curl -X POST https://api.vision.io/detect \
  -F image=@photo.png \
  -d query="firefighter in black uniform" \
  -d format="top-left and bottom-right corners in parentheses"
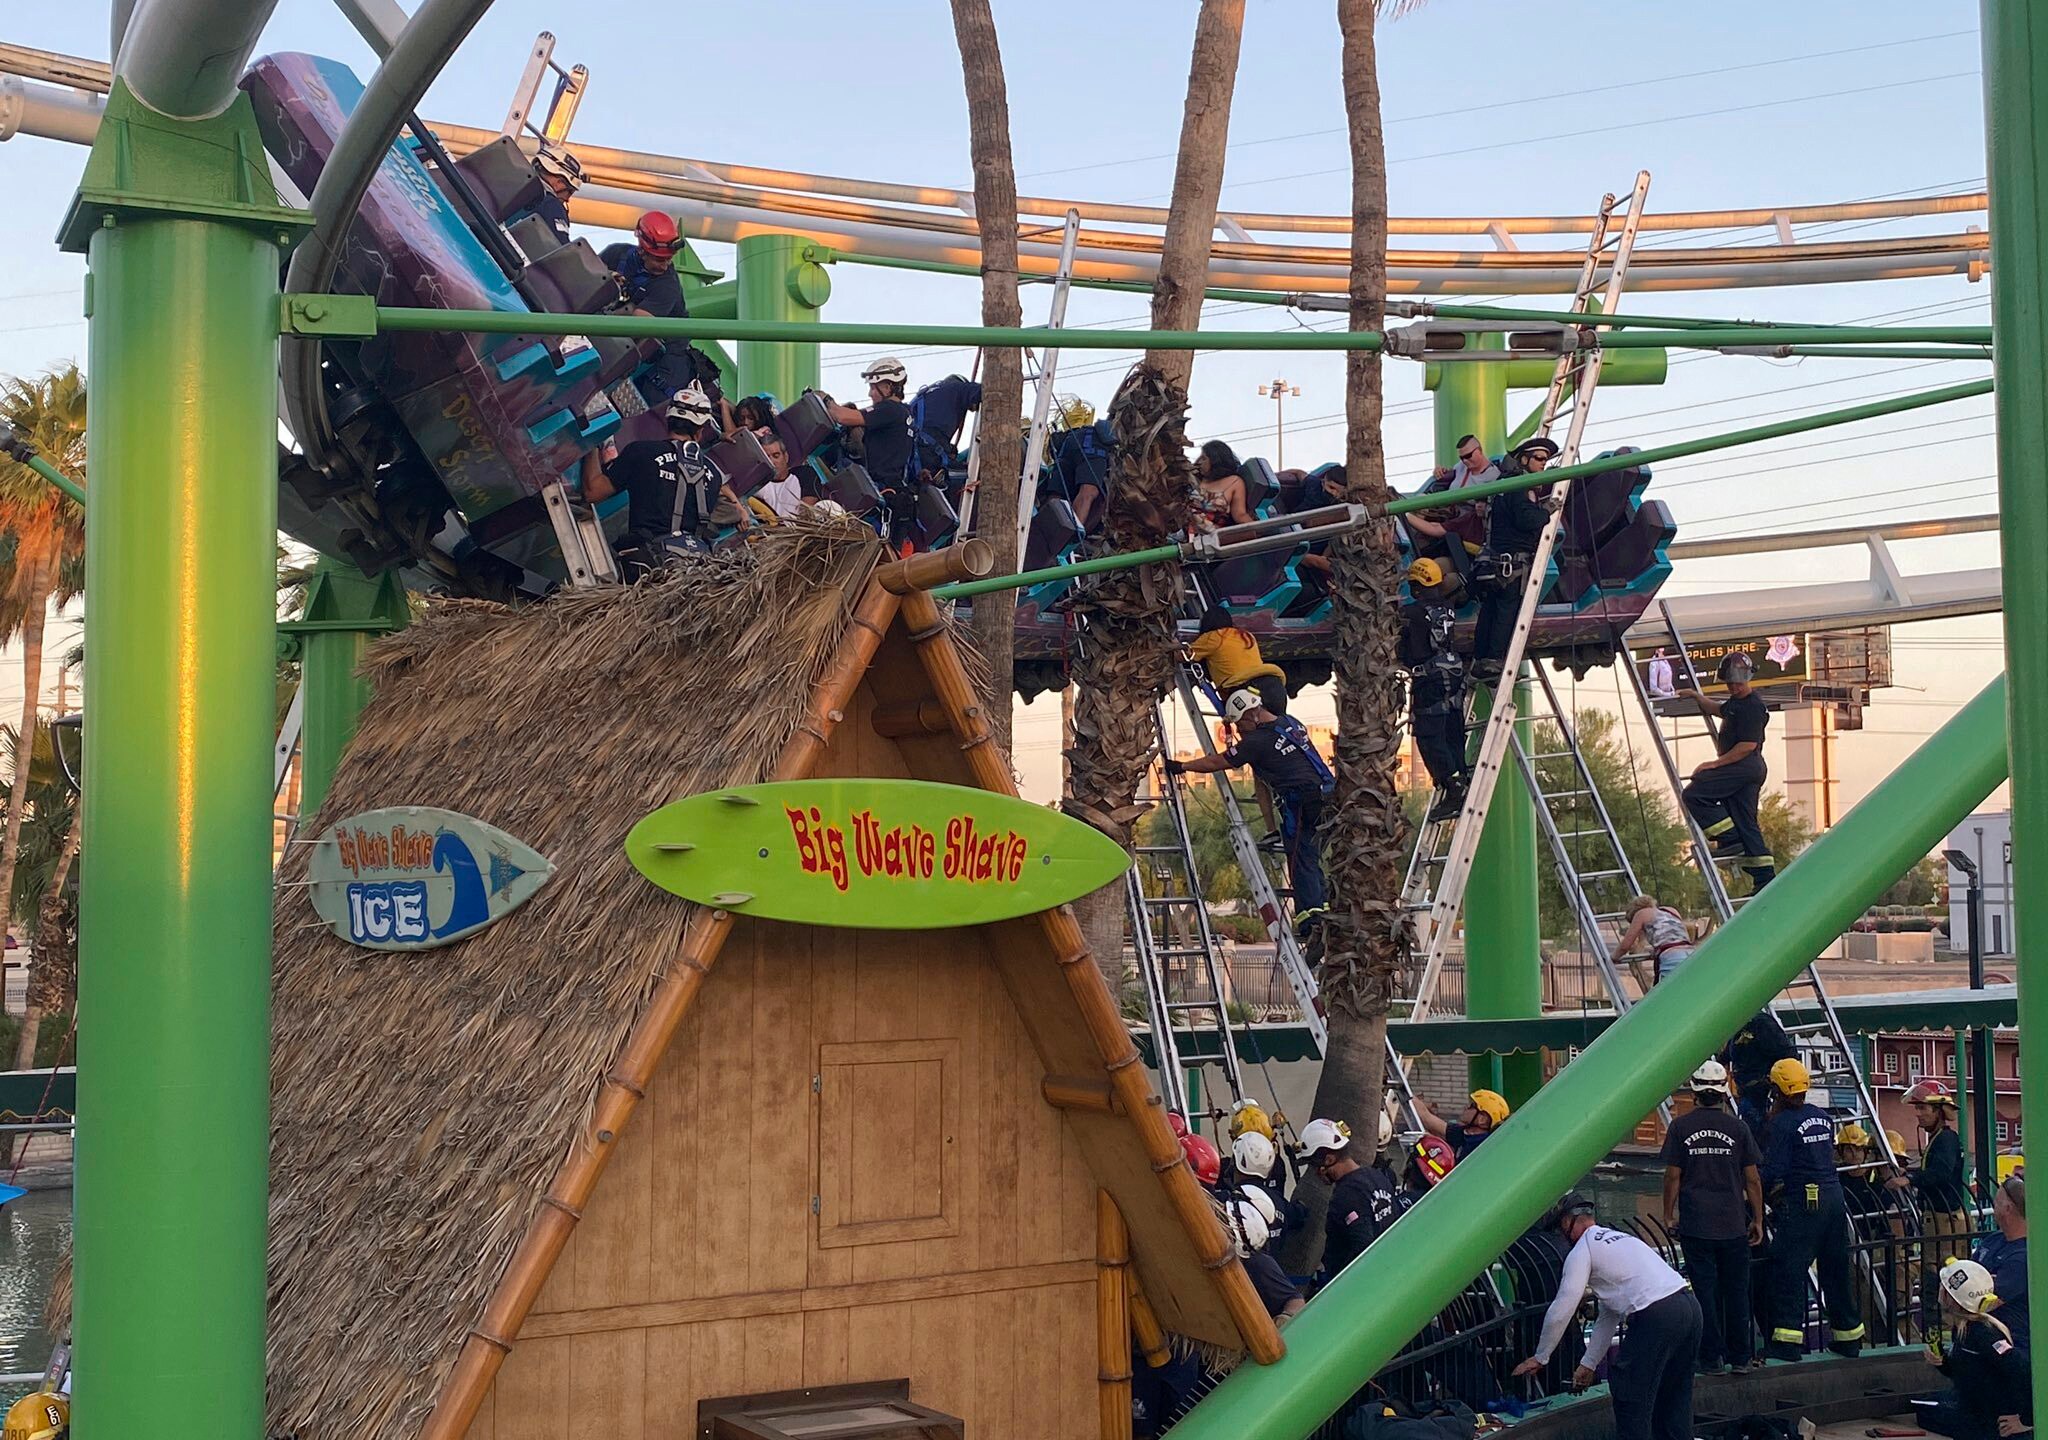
top-left (1679, 651), bottom-right (1776, 891)
top-left (1470, 436), bottom-right (1560, 683)
top-left (1724, 1007), bottom-right (1798, 1136)
top-left (1891, 1079), bottom-right (1976, 1345)
top-left (1922, 1258), bottom-right (2032, 1440)
top-left (1300, 1117), bottom-right (1397, 1290)
top-left (1399, 603), bottom-right (1472, 822)
top-left (1759, 1058), bottom-right (1865, 1361)
top-left (580, 385), bottom-right (747, 578)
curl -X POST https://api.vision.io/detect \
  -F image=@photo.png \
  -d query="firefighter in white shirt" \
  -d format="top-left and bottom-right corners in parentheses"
top-left (1511, 1191), bottom-right (1703, 1440)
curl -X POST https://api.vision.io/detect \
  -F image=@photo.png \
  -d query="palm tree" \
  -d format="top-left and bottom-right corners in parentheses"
top-left (949, 0), bottom-right (1026, 752)
top-left (5, 723), bottom-right (79, 1071)
top-left (1065, 0), bottom-right (1247, 974)
top-left (1282, 0), bottom-right (1412, 1272)
top-left (0, 367), bottom-right (86, 989)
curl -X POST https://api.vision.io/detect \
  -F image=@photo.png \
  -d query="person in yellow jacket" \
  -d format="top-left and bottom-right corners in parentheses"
top-left (1190, 604), bottom-right (1289, 715)
top-left (1188, 604), bottom-right (1291, 839)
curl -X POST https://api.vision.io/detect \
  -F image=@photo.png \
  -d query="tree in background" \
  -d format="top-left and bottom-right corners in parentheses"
top-left (1881, 853), bottom-right (1944, 908)
top-left (1064, 0), bottom-right (1245, 979)
top-left (1285, 0), bottom-right (1412, 1275)
top-left (1134, 779), bottom-right (1253, 907)
top-left (948, 0), bottom-right (1026, 750)
top-left (5, 723), bottom-right (79, 1070)
top-left (0, 366), bottom-right (86, 980)
top-left (1749, 792), bottom-right (1815, 896)
top-left (1529, 708), bottom-right (1702, 940)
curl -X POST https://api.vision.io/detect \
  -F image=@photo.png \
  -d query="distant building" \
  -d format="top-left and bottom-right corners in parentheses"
top-left (1945, 812), bottom-right (2017, 956)
top-left (1870, 1028), bottom-right (2021, 1152)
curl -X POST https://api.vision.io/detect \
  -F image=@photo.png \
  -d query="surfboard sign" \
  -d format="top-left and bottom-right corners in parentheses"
top-left (626, 779), bottom-right (1131, 928)
top-left (307, 806), bottom-right (554, 951)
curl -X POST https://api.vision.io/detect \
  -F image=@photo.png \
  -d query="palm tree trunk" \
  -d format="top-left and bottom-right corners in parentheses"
top-left (0, 564), bottom-right (51, 969)
top-left (949, 0), bottom-right (1025, 756)
top-left (1066, 0), bottom-right (1247, 977)
top-left (1283, 0), bottom-right (1408, 1273)
top-left (11, 805), bottom-right (79, 1073)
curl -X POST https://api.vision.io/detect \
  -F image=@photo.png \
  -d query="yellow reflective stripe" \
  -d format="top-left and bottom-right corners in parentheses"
top-left (1772, 1328), bottom-right (1805, 1342)
top-left (1704, 819), bottom-right (1735, 835)
top-left (1831, 1325), bottom-right (1866, 1341)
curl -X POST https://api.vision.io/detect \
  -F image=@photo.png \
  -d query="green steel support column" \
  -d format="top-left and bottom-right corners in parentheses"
top-left (1171, 678), bottom-right (2011, 1440)
top-left (1468, 674), bottom-right (1543, 1105)
top-left (63, 79), bottom-right (310, 1440)
top-left (734, 233), bottom-right (831, 404)
top-left (1431, 335), bottom-right (1544, 1104)
top-left (289, 560), bottom-right (409, 816)
top-left (1982, 0), bottom-right (2048, 1414)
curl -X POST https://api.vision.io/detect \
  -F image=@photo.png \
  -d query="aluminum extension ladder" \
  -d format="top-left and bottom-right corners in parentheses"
top-left (1624, 604), bottom-right (1904, 1173)
top-left (1396, 171), bottom-right (1653, 1026)
top-left (1128, 712), bottom-right (1250, 1122)
top-left (542, 473), bottom-right (621, 588)
top-left (1162, 661), bottom-right (1424, 1136)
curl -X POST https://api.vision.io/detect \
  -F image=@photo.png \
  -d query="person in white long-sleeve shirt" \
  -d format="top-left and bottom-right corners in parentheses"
top-left (1511, 1192), bottom-right (1703, 1440)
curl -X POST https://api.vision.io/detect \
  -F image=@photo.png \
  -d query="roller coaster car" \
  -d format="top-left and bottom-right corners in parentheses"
top-left (246, 52), bottom-right (648, 595)
top-left (993, 444), bottom-right (1673, 689)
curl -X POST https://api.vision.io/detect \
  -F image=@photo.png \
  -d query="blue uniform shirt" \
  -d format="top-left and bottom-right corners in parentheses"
top-left (1976, 1231), bottom-right (2030, 1349)
top-left (1760, 1102), bottom-right (1842, 1196)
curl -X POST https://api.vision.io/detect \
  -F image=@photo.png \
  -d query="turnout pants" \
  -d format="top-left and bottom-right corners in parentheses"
top-left (1683, 754), bottom-right (1773, 880)
top-left (1472, 568), bottom-right (1530, 673)
top-left (1680, 1234), bottom-right (1754, 1368)
top-left (1412, 707), bottom-right (1468, 791)
top-left (1609, 1288), bottom-right (1702, 1440)
top-left (1920, 1207), bottom-right (1975, 1340)
top-left (1279, 788), bottom-right (1329, 920)
top-left (1766, 1185), bottom-right (1865, 1356)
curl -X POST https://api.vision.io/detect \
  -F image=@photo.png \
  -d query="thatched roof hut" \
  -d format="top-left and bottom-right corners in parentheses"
top-left (258, 524), bottom-right (1280, 1440)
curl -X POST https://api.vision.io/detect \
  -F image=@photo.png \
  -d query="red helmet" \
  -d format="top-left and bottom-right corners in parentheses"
top-left (1180, 1133), bottom-right (1222, 1187)
top-left (1166, 1111), bottom-right (1191, 1139)
top-left (1413, 1135), bottom-right (1457, 1187)
top-left (635, 211), bottom-right (681, 259)
top-left (1904, 1079), bottom-right (1958, 1108)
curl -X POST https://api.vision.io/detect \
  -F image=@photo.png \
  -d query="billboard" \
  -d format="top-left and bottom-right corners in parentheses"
top-left (1631, 632), bottom-right (1810, 699)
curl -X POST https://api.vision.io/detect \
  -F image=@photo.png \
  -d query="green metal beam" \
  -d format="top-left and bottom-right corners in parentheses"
top-left (933, 375), bottom-right (1993, 601)
top-left (1385, 378), bottom-right (1993, 514)
top-left (21, 453), bottom-right (86, 506)
top-left (1981, 0), bottom-right (2048, 1417)
top-left (71, 86), bottom-right (299, 1440)
top-left (290, 560), bottom-right (408, 817)
top-left (1170, 677), bottom-right (2010, 1440)
top-left (1423, 349), bottom-right (1668, 390)
top-left (735, 233), bottom-right (829, 405)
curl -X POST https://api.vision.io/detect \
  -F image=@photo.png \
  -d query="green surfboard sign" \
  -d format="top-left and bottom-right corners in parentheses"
top-left (626, 779), bottom-right (1131, 928)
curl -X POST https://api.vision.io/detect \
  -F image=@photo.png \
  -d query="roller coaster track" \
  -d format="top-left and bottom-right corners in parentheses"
top-left (0, 38), bottom-right (1991, 296)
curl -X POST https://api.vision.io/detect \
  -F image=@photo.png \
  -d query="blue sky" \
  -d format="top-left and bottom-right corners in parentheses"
top-left (0, 2), bottom-right (2005, 812)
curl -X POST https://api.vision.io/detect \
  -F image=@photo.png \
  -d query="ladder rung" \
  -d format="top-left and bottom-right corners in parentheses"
top-left (1575, 868), bottom-right (1627, 881)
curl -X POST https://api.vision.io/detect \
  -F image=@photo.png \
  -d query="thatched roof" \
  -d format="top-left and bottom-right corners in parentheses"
top-left (265, 525), bottom-right (882, 1440)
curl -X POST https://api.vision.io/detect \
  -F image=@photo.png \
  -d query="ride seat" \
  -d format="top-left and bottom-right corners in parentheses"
top-left (504, 225), bottom-right (619, 316)
top-left (452, 136), bottom-right (545, 224)
top-left (1240, 456), bottom-right (1278, 514)
top-left (708, 428), bottom-right (773, 497)
top-left (916, 483), bottom-right (959, 549)
top-left (1208, 550), bottom-right (1292, 607)
top-left (1022, 497), bottom-right (1082, 571)
top-left (825, 462), bottom-right (885, 516)
top-left (777, 390), bottom-right (840, 460)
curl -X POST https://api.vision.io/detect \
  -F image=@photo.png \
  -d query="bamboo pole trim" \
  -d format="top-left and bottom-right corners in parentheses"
top-left (466, 1328), bottom-right (513, 1354)
top-left (537, 1196), bottom-right (584, 1221)
top-left (602, 1073), bottom-right (647, 1101)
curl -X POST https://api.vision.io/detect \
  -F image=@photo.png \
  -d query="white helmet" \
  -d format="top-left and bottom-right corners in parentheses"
top-left (1690, 1059), bottom-right (1730, 1094)
top-left (666, 383), bottom-right (715, 427)
top-left (1939, 1258), bottom-right (1998, 1316)
top-left (1232, 1131), bottom-right (1277, 1180)
top-left (534, 143), bottom-right (584, 192)
top-left (1224, 688), bottom-right (1264, 723)
top-left (1299, 1117), bottom-right (1350, 1158)
top-left (1227, 1199), bottom-right (1270, 1257)
top-left (1378, 1110), bottom-right (1394, 1147)
top-left (1237, 1184), bottom-right (1279, 1229)
top-left (860, 356), bottom-right (909, 387)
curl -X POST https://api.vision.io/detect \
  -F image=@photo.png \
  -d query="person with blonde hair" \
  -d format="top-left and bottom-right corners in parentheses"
top-left (1614, 894), bottom-right (1695, 989)
top-left (1917, 1259), bottom-right (2030, 1440)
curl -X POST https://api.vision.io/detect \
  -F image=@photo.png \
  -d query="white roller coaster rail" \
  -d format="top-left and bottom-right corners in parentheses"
top-left (0, 38), bottom-right (1991, 295)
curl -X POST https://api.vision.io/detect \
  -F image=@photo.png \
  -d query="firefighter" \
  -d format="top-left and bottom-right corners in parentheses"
top-left (1679, 651), bottom-right (1775, 891)
top-left (1758, 1058), bottom-right (1865, 1360)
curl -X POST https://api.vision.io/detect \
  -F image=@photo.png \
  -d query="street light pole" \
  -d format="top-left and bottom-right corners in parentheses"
top-left (1946, 846), bottom-right (1999, 1203)
top-left (1257, 376), bottom-right (1299, 468)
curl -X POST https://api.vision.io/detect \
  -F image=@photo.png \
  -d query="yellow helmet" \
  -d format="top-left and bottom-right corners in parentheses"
top-left (1228, 1099), bottom-right (1274, 1142)
top-left (1835, 1122), bottom-right (1871, 1148)
top-left (1768, 1057), bottom-right (1810, 1096)
top-left (1470, 1089), bottom-right (1511, 1126)
top-left (1407, 557), bottom-right (1445, 589)
top-left (1059, 396), bottom-right (1095, 429)
top-left (1885, 1129), bottom-right (1909, 1156)
top-left (1998, 1151), bottom-right (2025, 1182)
top-left (3, 1391), bottom-right (67, 1440)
